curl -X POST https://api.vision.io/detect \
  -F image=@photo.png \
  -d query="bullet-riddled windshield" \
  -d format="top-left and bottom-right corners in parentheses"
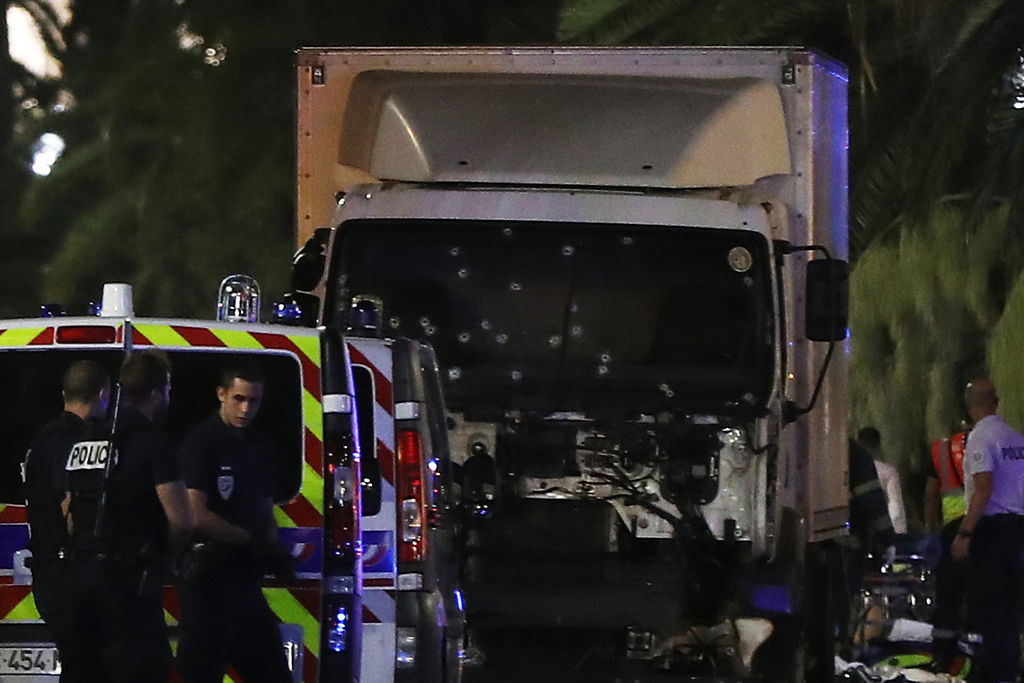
top-left (330, 220), bottom-right (775, 417)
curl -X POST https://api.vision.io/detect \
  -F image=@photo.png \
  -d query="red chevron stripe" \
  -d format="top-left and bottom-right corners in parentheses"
top-left (377, 439), bottom-right (395, 486)
top-left (362, 605), bottom-right (381, 623)
top-left (30, 328), bottom-right (54, 345)
top-left (251, 333), bottom-right (321, 399)
top-left (0, 585), bottom-right (32, 618)
top-left (305, 429), bottom-right (323, 475)
top-left (347, 346), bottom-right (393, 414)
top-left (132, 328), bottom-right (152, 345)
top-left (281, 494), bottom-right (323, 527)
top-left (290, 587), bottom-right (320, 619)
top-left (162, 586), bottom-right (182, 620)
top-left (303, 646), bottom-right (318, 683)
top-left (172, 325), bottom-right (226, 348)
top-left (0, 506), bottom-right (27, 523)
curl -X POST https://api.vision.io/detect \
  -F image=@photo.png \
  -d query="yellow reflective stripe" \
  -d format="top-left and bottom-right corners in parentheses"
top-left (302, 462), bottom-right (324, 515)
top-left (263, 588), bottom-right (320, 656)
top-left (208, 328), bottom-right (264, 349)
top-left (134, 324), bottom-right (188, 347)
top-left (0, 328), bottom-right (46, 346)
top-left (163, 608), bottom-right (178, 626)
top-left (7, 592), bottom-right (40, 620)
top-left (852, 479), bottom-right (882, 496)
top-left (942, 495), bottom-right (967, 524)
top-left (289, 335), bottom-right (320, 365)
top-left (303, 390), bottom-right (323, 442)
top-left (886, 653), bottom-right (932, 668)
top-left (274, 506), bottom-right (297, 528)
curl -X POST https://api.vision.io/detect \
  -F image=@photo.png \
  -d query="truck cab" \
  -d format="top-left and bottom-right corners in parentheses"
top-left (294, 47), bottom-right (850, 682)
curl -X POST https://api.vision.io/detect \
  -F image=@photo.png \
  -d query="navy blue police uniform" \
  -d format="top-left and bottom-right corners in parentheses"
top-left (177, 415), bottom-right (291, 683)
top-left (104, 406), bottom-right (179, 681)
top-left (23, 412), bottom-right (106, 682)
top-left (64, 406), bottom-right (178, 683)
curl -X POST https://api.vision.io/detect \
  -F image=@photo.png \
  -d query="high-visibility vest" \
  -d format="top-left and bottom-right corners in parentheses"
top-left (931, 431), bottom-right (968, 524)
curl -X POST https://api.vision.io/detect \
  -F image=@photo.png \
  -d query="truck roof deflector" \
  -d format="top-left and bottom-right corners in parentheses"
top-left (338, 72), bottom-right (791, 189)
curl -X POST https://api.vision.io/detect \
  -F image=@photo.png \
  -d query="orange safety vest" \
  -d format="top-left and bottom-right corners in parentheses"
top-left (931, 431), bottom-right (968, 524)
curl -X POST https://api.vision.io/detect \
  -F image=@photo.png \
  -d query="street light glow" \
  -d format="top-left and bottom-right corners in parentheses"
top-left (31, 133), bottom-right (66, 176)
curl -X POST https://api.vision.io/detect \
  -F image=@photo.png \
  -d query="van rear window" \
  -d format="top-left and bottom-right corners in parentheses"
top-left (353, 365), bottom-right (381, 517)
top-left (0, 349), bottom-right (305, 506)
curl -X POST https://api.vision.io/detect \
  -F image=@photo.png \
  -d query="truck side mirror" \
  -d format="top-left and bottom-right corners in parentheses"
top-left (805, 259), bottom-right (849, 342)
top-left (291, 227), bottom-right (332, 292)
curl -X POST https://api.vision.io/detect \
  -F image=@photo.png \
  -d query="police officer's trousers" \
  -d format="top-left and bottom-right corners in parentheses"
top-left (34, 558), bottom-right (106, 683)
top-left (64, 555), bottom-right (172, 683)
top-left (966, 514), bottom-right (1024, 683)
top-left (932, 517), bottom-right (968, 669)
top-left (177, 569), bottom-right (291, 683)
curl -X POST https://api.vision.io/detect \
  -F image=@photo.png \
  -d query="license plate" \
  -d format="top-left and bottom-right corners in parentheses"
top-left (0, 646), bottom-right (61, 675)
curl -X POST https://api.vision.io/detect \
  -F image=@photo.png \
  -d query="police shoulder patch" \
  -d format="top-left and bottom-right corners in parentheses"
top-left (66, 440), bottom-right (114, 471)
top-left (217, 474), bottom-right (234, 500)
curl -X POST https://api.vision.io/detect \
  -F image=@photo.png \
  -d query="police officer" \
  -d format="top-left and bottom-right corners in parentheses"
top-left (177, 362), bottom-right (292, 683)
top-left (951, 379), bottom-right (1024, 683)
top-left (65, 350), bottom-right (193, 683)
top-left (23, 360), bottom-right (110, 682)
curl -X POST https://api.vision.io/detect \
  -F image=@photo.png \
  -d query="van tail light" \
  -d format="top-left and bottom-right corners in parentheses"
top-left (396, 428), bottom-right (426, 563)
top-left (324, 430), bottom-right (359, 570)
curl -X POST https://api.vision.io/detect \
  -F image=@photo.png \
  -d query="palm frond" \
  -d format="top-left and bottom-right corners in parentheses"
top-left (557, 0), bottom-right (692, 45)
top-left (944, 0), bottom-right (1007, 68)
top-left (13, 0), bottom-right (66, 56)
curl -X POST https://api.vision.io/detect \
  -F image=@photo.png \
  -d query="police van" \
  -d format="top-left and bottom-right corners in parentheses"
top-left (0, 281), bottom-right (362, 682)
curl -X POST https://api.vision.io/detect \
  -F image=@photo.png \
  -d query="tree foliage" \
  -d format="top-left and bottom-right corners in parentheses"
top-left (0, 0), bottom-right (66, 316)
top-left (850, 203), bottom-right (1018, 456)
top-left (11, 0), bottom-right (559, 318)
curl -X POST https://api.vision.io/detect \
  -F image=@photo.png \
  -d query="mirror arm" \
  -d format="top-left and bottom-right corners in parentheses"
top-left (776, 240), bottom-right (832, 261)
top-left (782, 339), bottom-right (835, 424)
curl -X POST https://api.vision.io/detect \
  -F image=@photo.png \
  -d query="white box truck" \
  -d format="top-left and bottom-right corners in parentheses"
top-left (292, 46), bottom-right (850, 682)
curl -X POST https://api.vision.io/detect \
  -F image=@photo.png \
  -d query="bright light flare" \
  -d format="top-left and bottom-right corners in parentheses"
top-left (31, 133), bottom-right (65, 176)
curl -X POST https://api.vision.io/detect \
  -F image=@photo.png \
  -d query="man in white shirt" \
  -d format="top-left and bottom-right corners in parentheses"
top-left (856, 427), bottom-right (907, 534)
top-left (951, 379), bottom-right (1024, 683)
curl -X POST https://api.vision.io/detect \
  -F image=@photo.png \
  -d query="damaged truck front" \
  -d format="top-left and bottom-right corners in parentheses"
top-left (294, 47), bottom-right (850, 682)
